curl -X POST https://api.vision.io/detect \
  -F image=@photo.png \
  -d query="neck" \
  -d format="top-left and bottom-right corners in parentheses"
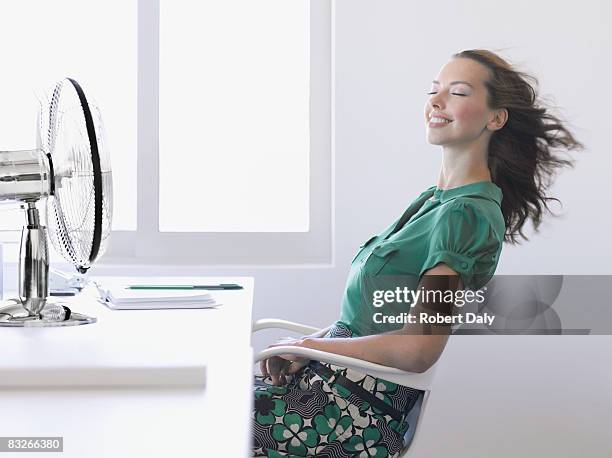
top-left (436, 141), bottom-right (491, 189)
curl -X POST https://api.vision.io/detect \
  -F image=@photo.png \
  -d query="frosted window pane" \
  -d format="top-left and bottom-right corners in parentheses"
top-left (0, 0), bottom-right (137, 231)
top-left (159, 0), bottom-right (310, 232)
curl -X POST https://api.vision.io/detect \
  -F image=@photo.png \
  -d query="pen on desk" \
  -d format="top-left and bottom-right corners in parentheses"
top-left (127, 284), bottom-right (243, 290)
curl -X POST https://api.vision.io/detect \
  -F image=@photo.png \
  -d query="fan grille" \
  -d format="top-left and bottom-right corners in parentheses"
top-left (40, 79), bottom-right (113, 272)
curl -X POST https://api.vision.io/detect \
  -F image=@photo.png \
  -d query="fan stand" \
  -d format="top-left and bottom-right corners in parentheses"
top-left (0, 202), bottom-right (96, 327)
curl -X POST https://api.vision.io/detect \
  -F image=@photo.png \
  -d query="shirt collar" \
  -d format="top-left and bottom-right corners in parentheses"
top-left (432, 181), bottom-right (503, 206)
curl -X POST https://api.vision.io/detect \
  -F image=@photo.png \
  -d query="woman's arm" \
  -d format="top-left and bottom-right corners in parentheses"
top-left (285, 264), bottom-right (460, 374)
top-left (298, 329), bottom-right (447, 374)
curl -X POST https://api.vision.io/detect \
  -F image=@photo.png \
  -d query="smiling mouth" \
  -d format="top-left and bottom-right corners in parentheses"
top-left (428, 118), bottom-right (453, 127)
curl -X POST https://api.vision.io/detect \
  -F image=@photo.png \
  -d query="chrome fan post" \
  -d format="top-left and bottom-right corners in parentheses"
top-left (0, 151), bottom-right (96, 327)
top-left (19, 202), bottom-right (49, 315)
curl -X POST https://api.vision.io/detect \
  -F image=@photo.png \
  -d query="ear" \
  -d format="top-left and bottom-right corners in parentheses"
top-left (488, 108), bottom-right (508, 131)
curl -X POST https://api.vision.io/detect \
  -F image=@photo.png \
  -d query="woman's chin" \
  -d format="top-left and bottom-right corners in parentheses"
top-left (426, 135), bottom-right (448, 146)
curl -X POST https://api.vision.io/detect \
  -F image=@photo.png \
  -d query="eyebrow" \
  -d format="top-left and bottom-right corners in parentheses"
top-left (431, 80), bottom-right (475, 88)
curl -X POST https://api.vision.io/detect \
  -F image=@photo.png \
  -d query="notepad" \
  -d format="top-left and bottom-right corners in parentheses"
top-left (95, 282), bottom-right (222, 310)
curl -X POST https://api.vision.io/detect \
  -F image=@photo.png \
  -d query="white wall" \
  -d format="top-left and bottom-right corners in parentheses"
top-left (328, 3), bottom-right (612, 454)
top-left (332, 0), bottom-right (611, 275)
top-left (2, 1), bottom-right (611, 456)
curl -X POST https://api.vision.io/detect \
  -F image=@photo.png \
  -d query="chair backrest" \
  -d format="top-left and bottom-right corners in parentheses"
top-left (363, 363), bottom-right (437, 457)
top-left (400, 390), bottom-right (429, 457)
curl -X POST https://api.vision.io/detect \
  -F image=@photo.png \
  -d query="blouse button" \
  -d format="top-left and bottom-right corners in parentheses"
top-left (461, 262), bottom-right (468, 269)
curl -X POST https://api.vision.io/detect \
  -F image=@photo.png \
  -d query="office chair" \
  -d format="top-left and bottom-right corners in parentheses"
top-left (253, 318), bottom-right (439, 457)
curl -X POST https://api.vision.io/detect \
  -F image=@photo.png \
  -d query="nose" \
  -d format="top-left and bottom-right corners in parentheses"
top-left (429, 93), bottom-right (445, 111)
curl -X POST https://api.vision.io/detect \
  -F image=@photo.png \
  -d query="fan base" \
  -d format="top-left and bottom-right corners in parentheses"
top-left (0, 299), bottom-right (96, 327)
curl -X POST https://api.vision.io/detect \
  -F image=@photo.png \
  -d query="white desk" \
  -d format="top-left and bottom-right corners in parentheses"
top-left (0, 276), bottom-right (254, 458)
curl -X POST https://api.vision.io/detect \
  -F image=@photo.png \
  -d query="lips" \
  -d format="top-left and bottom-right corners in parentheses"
top-left (428, 117), bottom-right (453, 127)
top-left (429, 112), bottom-right (453, 124)
top-left (429, 112), bottom-right (453, 121)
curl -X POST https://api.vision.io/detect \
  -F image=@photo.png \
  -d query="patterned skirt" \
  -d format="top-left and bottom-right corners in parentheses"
top-left (252, 324), bottom-right (424, 457)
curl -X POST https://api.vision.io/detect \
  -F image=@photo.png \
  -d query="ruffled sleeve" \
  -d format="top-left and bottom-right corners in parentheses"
top-left (419, 200), bottom-right (503, 290)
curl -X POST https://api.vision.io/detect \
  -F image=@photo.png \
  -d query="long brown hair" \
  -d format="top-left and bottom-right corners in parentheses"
top-left (452, 49), bottom-right (584, 244)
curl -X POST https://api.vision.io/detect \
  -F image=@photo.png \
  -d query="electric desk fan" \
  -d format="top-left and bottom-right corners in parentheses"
top-left (0, 78), bottom-right (112, 326)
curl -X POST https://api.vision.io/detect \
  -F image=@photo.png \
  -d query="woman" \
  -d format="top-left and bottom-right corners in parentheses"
top-left (252, 49), bottom-right (583, 457)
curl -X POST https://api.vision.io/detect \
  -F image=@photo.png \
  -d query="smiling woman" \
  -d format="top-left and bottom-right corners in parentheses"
top-left (426, 50), bottom-right (584, 242)
top-left (252, 49), bottom-right (583, 457)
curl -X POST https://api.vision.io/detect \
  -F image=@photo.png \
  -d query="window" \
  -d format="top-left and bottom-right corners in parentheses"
top-left (1, 0), bottom-right (331, 265)
top-left (159, 0), bottom-right (310, 233)
top-left (0, 0), bottom-right (137, 261)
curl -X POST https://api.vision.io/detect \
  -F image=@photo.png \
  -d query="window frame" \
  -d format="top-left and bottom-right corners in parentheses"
top-left (102, 0), bottom-right (332, 265)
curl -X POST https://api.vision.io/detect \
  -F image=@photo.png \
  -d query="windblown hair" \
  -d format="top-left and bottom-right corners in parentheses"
top-left (452, 49), bottom-right (584, 244)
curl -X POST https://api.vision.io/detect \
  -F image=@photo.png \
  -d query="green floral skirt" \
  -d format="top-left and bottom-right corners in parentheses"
top-left (252, 324), bottom-right (423, 457)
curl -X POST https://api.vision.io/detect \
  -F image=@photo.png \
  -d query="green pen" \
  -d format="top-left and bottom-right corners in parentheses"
top-left (127, 284), bottom-right (243, 290)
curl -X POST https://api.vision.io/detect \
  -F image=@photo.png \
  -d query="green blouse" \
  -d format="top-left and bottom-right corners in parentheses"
top-left (336, 181), bottom-right (505, 337)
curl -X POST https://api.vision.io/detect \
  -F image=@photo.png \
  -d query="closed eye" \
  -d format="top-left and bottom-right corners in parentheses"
top-left (427, 92), bottom-right (466, 96)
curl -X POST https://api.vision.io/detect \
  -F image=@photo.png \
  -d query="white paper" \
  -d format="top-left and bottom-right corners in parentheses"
top-left (94, 281), bottom-right (222, 310)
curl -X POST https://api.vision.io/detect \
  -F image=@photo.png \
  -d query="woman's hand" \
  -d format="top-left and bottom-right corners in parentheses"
top-left (260, 337), bottom-right (311, 386)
